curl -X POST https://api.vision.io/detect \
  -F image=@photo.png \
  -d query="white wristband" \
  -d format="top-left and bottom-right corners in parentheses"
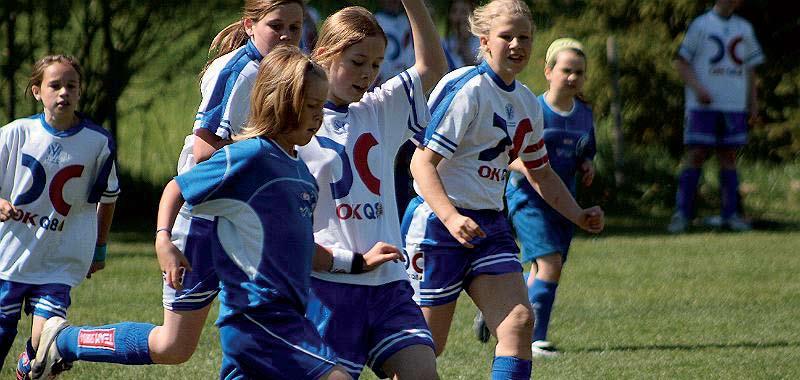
top-left (330, 248), bottom-right (354, 273)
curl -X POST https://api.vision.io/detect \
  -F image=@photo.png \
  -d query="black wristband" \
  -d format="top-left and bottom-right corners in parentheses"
top-left (351, 253), bottom-right (365, 274)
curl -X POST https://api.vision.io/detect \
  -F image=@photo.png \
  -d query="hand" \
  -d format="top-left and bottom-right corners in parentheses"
top-left (443, 214), bottom-right (486, 248)
top-left (696, 87), bottom-right (713, 105)
top-left (85, 261), bottom-right (106, 279)
top-left (748, 108), bottom-right (762, 127)
top-left (580, 160), bottom-right (595, 187)
top-left (155, 233), bottom-right (191, 290)
top-left (362, 242), bottom-right (405, 272)
top-left (578, 206), bottom-right (604, 234)
top-left (0, 199), bottom-right (16, 222)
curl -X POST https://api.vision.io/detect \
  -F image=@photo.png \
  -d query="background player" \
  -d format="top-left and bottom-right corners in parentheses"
top-left (402, 1), bottom-right (604, 378)
top-left (0, 55), bottom-right (118, 377)
top-left (34, 45), bottom-right (351, 380)
top-left (667, 0), bottom-right (764, 233)
top-left (27, 1), bottom-right (306, 375)
top-left (299, 1), bottom-right (447, 378)
top-left (483, 38), bottom-right (596, 357)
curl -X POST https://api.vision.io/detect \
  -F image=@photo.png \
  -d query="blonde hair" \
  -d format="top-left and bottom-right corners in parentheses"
top-left (28, 55), bottom-right (83, 97)
top-left (469, 0), bottom-right (534, 60)
top-left (236, 45), bottom-right (327, 141)
top-left (201, 0), bottom-right (306, 77)
top-left (312, 6), bottom-right (387, 68)
top-left (545, 38), bottom-right (586, 69)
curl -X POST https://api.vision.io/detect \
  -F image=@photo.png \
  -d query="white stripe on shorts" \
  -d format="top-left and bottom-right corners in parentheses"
top-left (242, 313), bottom-right (338, 367)
top-left (367, 329), bottom-right (433, 368)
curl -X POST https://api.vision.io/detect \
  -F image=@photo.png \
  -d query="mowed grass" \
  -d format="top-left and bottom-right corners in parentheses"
top-left (3, 221), bottom-right (799, 379)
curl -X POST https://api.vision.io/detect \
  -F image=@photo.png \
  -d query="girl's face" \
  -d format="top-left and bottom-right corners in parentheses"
top-left (32, 62), bottom-right (81, 123)
top-left (280, 75), bottom-right (328, 149)
top-left (545, 50), bottom-right (586, 98)
top-left (481, 15), bottom-right (532, 84)
top-left (326, 36), bottom-right (386, 105)
top-left (245, 3), bottom-right (304, 56)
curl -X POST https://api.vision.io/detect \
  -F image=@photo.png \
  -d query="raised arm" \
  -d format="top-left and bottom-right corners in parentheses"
top-left (509, 158), bottom-right (604, 233)
top-left (403, 0), bottom-right (448, 92)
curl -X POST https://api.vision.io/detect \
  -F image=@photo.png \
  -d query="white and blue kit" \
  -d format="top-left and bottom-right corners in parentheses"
top-left (176, 137), bottom-right (338, 379)
top-left (506, 95), bottom-right (595, 263)
top-left (402, 61), bottom-right (549, 306)
top-left (678, 9), bottom-right (764, 147)
top-left (298, 67), bottom-right (434, 378)
top-left (165, 39), bottom-right (263, 312)
top-left (0, 113), bottom-right (119, 361)
top-left (374, 11), bottom-right (415, 86)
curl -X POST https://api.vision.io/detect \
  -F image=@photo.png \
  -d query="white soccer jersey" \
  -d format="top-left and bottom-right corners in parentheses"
top-left (678, 10), bottom-right (764, 112)
top-left (0, 114), bottom-right (119, 286)
top-left (298, 68), bottom-right (429, 286)
top-left (176, 40), bottom-right (263, 175)
top-left (417, 61), bottom-right (548, 211)
top-left (374, 11), bottom-right (415, 86)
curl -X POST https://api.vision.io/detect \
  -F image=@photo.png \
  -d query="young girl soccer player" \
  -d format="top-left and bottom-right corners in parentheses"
top-left (27, 1), bottom-right (305, 376)
top-left (37, 46), bottom-right (351, 380)
top-left (0, 55), bottom-right (118, 375)
top-left (505, 38), bottom-right (596, 357)
top-left (402, 1), bottom-right (604, 378)
top-left (298, 2), bottom-right (447, 378)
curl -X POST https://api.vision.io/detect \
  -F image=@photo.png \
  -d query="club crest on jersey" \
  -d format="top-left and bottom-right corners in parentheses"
top-left (505, 103), bottom-right (514, 121)
top-left (332, 120), bottom-right (348, 134)
top-left (299, 191), bottom-right (317, 218)
top-left (45, 142), bottom-right (66, 165)
top-left (78, 328), bottom-right (116, 351)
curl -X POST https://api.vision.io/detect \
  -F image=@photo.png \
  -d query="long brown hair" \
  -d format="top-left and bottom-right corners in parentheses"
top-left (201, 0), bottom-right (306, 78)
top-left (311, 6), bottom-right (387, 68)
top-left (236, 45), bottom-right (327, 141)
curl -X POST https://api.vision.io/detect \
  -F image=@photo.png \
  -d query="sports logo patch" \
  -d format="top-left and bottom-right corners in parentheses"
top-left (78, 328), bottom-right (116, 351)
top-left (45, 143), bottom-right (65, 165)
top-left (505, 103), bottom-right (514, 121)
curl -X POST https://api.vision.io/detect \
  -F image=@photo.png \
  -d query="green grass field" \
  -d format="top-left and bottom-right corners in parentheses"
top-left (4, 217), bottom-right (799, 379)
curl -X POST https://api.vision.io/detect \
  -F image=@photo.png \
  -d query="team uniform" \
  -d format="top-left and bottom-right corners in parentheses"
top-left (441, 35), bottom-right (480, 71)
top-left (165, 39), bottom-right (263, 312)
top-left (678, 9), bottom-right (764, 147)
top-left (176, 137), bottom-right (337, 379)
top-left (402, 61), bottom-right (549, 307)
top-left (0, 114), bottom-right (118, 362)
top-left (506, 95), bottom-right (595, 263)
top-left (299, 67), bottom-right (434, 378)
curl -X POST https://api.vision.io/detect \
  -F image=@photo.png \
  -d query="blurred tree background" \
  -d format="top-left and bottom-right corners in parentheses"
top-left (1, 0), bottom-right (798, 223)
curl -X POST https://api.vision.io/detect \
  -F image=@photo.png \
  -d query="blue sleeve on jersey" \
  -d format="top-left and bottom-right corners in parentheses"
top-left (176, 146), bottom-right (234, 207)
top-left (85, 123), bottom-right (120, 204)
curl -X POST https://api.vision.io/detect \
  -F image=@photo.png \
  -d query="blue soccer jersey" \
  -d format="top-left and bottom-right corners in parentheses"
top-left (175, 137), bottom-right (319, 323)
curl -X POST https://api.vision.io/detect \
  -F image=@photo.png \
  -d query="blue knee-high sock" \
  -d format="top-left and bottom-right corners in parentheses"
top-left (16, 338), bottom-right (35, 375)
top-left (492, 356), bottom-right (532, 380)
top-left (55, 322), bottom-right (156, 364)
top-left (0, 320), bottom-right (18, 370)
top-left (676, 167), bottom-right (701, 218)
top-left (720, 169), bottom-right (739, 219)
top-left (528, 279), bottom-right (558, 342)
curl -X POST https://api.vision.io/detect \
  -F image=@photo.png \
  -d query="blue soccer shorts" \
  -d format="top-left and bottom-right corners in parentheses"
top-left (218, 309), bottom-right (338, 380)
top-left (684, 110), bottom-right (748, 147)
top-left (306, 278), bottom-right (434, 378)
top-left (0, 281), bottom-right (71, 323)
top-left (506, 187), bottom-right (574, 263)
top-left (161, 215), bottom-right (220, 311)
top-left (402, 197), bottom-right (523, 306)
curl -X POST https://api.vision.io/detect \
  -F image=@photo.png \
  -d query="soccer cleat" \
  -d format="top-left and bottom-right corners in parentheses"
top-left (30, 317), bottom-right (73, 380)
top-left (473, 311), bottom-right (491, 343)
top-left (667, 213), bottom-right (689, 234)
top-left (702, 215), bottom-right (724, 229)
top-left (531, 340), bottom-right (561, 358)
top-left (16, 351), bottom-right (32, 380)
top-left (724, 215), bottom-right (752, 232)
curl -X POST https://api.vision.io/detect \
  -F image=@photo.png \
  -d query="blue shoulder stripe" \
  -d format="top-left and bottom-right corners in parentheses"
top-left (423, 66), bottom-right (483, 146)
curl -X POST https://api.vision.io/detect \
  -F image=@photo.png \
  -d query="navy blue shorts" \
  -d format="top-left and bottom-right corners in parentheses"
top-left (402, 197), bottom-right (522, 306)
top-left (684, 110), bottom-right (748, 147)
top-left (162, 216), bottom-right (220, 311)
top-left (0, 281), bottom-right (71, 323)
top-left (306, 279), bottom-right (433, 378)
top-left (218, 309), bottom-right (338, 379)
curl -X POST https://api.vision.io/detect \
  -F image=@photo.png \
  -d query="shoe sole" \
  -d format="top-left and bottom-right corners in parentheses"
top-left (30, 318), bottom-right (70, 380)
